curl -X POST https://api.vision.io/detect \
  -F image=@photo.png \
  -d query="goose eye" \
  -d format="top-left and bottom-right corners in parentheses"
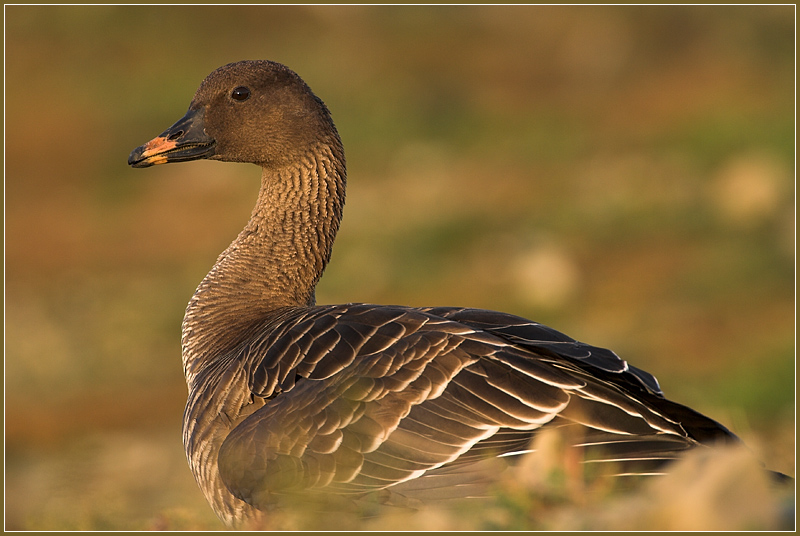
top-left (231, 86), bottom-right (251, 101)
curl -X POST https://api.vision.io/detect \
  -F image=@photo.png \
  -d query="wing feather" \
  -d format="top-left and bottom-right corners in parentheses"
top-left (207, 304), bottom-right (737, 515)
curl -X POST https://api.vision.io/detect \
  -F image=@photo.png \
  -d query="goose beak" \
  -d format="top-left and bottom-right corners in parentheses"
top-left (128, 107), bottom-right (216, 168)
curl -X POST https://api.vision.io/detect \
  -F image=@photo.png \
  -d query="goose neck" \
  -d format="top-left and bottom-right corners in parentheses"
top-left (181, 141), bottom-right (346, 381)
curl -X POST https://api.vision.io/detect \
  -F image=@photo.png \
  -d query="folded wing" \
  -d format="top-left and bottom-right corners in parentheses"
top-left (216, 304), bottom-right (738, 510)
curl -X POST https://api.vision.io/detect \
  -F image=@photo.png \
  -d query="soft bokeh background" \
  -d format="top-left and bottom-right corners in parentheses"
top-left (4, 5), bottom-right (795, 530)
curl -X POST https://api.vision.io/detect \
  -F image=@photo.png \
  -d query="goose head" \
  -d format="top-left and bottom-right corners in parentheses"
top-left (128, 60), bottom-right (338, 169)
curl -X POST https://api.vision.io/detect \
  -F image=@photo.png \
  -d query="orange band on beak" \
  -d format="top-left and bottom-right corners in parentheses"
top-left (139, 136), bottom-right (179, 165)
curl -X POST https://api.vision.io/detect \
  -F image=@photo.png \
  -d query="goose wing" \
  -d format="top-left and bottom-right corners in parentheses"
top-left (216, 304), bottom-right (736, 509)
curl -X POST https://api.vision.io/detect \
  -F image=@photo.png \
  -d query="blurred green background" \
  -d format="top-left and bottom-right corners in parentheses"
top-left (4, 5), bottom-right (795, 530)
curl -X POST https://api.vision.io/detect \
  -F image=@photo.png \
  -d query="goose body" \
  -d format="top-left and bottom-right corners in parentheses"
top-left (130, 60), bottom-right (744, 528)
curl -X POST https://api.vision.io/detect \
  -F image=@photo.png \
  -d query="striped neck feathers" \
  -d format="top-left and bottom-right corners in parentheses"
top-left (181, 141), bottom-right (346, 383)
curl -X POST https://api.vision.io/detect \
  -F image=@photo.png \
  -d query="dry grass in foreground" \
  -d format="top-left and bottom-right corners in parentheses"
top-left (206, 429), bottom-right (795, 532)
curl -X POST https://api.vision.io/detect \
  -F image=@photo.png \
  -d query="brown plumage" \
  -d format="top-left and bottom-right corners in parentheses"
top-left (129, 60), bottom-right (747, 528)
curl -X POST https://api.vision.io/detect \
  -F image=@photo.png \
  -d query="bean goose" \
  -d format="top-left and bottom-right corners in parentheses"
top-left (128, 60), bottom-right (775, 528)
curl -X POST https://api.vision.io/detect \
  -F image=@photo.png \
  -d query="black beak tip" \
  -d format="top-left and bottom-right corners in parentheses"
top-left (128, 146), bottom-right (147, 168)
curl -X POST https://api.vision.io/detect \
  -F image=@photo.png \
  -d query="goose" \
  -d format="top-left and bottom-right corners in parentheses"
top-left (128, 60), bottom-right (776, 528)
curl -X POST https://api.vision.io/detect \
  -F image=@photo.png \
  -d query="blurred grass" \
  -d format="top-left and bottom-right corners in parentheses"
top-left (4, 5), bottom-right (795, 530)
